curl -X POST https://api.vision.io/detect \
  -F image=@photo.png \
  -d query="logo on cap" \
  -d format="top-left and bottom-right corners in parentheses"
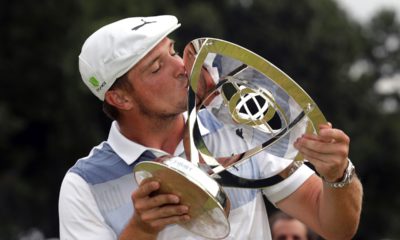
top-left (132, 19), bottom-right (157, 31)
top-left (89, 76), bottom-right (100, 87)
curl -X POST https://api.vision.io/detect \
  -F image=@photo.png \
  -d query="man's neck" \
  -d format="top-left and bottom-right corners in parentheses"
top-left (118, 113), bottom-right (186, 155)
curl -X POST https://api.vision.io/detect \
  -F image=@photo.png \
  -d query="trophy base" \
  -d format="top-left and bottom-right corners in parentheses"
top-left (134, 157), bottom-right (231, 239)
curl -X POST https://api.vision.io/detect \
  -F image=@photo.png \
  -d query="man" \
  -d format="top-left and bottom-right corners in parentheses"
top-left (59, 15), bottom-right (363, 240)
top-left (269, 211), bottom-right (318, 240)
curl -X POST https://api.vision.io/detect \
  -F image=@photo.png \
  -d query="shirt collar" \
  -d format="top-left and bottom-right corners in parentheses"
top-left (107, 112), bottom-right (210, 166)
top-left (107, 121), bottom-right (168, 165)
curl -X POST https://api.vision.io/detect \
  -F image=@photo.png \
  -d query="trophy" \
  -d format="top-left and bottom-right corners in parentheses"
top-left (133, 38), bottom-right (326, 239)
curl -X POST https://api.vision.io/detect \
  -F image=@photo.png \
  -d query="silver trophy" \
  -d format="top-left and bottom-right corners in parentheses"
top-left (133, 38), bottom-right (326, 239)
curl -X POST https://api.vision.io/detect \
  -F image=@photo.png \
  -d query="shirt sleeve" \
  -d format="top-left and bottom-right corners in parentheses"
top-left (262, 164), bottom-right (314, 205)
top-left (59, 172), bottom-right (117, 240)
top-left (254, 152), bottom-right (315, 205)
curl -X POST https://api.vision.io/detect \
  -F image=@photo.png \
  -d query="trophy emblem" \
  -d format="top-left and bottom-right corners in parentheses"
top-left (133, 38), bottom-right (326, 239)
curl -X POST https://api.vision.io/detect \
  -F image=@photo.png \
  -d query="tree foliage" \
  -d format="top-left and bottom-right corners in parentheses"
top-left (1, 0), bottom-right (399, 239)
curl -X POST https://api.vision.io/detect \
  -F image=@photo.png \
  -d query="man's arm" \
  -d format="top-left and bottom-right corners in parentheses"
top-left (59, 173), bottom-right (117, 240)
top-left (277, 123), bottom-right (363, 239)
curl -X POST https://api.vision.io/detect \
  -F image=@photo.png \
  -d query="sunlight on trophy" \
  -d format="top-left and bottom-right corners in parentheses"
top-left (133, 38), bottom-right (326, 239)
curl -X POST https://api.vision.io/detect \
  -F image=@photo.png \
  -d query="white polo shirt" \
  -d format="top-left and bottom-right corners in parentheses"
top-left (59, 114), bottom-right (314, 240)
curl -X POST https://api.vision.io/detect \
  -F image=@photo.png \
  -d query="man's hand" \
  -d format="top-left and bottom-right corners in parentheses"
top-left (280, 123), bottom-right (362, 239)
top-left (119, 180), bottom-right (190, 240)
top-left (294, 122), bottom-right (350, 182)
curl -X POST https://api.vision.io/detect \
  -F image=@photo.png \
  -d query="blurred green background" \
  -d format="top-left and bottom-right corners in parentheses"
top-left (1, 0), bottom-right (400, 239)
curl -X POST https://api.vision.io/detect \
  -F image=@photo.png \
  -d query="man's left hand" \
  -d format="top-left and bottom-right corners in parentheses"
top-left (294, 123), bottom-right (350, 182)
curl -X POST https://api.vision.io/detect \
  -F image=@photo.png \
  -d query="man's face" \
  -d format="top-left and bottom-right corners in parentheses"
top-left (272, 219), bottom-right (308, 240)
top-left (126, 38), bottom-right (188, 118)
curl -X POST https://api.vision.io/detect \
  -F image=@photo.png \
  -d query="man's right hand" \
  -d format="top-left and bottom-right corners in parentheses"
top-left (119, 180), bottom-right (191, 240)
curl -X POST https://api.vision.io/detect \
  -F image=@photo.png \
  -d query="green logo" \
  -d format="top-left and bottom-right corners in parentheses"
top-left (89, 76), bottom-right (100, 87)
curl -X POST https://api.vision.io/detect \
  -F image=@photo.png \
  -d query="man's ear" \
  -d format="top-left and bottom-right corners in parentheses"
top-left (104, 90), bottom-right (133, 110)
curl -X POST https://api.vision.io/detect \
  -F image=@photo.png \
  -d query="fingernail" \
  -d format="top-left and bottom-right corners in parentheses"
top-left (152, 181), bottom-right (160, 189)
top-left (171, 196), bottom-right (180, 203)
top-left (182, 215), bottom-right (191, 222)
top-left (182, 206), bottom-right (189, 212)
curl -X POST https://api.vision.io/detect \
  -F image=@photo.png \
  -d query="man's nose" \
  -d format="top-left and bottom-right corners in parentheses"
top-left (172, 55), bottom-right (187, 77)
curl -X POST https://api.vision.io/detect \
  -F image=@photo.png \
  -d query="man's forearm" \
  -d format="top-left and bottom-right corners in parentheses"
top-left (277, 174), bottom-right (363, 240)
top-left (317, 176), bottom-right (363, 239)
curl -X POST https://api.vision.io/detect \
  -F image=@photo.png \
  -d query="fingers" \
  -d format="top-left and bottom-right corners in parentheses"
top-left (319, 122), bottom-right (332, 129)
top-left (301, 124), bottom-right (350, 146)
top-left (141, 204), bottom-right (190, 223)
top-left (131, 180), bottom-right (191, 232)
top-left (132, 180), bottom-right (160, 199)
top-left (295, 132), bottom-right (349, 157)
top-left (145, 214), bottom-right (191, 230)
top-left (294, 124), bottom-right (350, 181)
top-left (134, 191), bottom-right (181, 212)
top-left (294, 141), bottom-right (336, 162)
top-left (133, 180), bottom-right (186, 211)
top-left (319, 127), bottom-right (350, 145)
